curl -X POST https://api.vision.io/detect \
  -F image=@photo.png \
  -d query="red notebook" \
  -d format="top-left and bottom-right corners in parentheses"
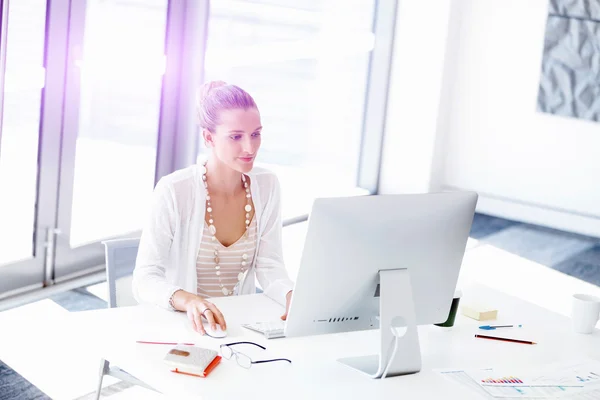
top-left (164, 345), bottom-right (222, 378)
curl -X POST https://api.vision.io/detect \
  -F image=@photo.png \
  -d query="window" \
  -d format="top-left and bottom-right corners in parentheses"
top-left (198, 0), bottom-right (375, 219)
top-left (67, 0), bottom-right (168, 247)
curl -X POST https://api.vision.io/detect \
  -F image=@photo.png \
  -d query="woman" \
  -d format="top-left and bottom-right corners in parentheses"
top-left (132, 81), bottom-right (294, 335)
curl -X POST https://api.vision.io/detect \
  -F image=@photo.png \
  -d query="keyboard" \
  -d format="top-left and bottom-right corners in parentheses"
top-left (242, 320), bottom-right (286, 339)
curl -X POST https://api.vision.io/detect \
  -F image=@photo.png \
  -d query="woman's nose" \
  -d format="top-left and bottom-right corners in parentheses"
top-left (242, 137), bottom-right (254, 153)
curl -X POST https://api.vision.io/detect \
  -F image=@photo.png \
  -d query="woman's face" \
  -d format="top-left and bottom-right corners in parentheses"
top-left (205, 107), bottom-right (262, 173)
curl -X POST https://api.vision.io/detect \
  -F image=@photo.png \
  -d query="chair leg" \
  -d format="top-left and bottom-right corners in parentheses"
top-left (94, 358), bottom-right (110, 400)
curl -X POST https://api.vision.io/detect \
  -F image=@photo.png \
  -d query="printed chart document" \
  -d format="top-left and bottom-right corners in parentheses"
top-left (466, 369), bottom-right (583, 398)
top-left (437, 359), bottom-right (600, 399)
top-left (437, 368), bottom-right (496, 399)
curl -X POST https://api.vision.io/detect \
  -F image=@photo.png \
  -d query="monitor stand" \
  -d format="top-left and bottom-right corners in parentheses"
top-left (338, 268), bottom-right (422, 378)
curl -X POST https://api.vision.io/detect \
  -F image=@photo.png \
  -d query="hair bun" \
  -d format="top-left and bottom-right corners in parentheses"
top-left (197, 80), bottom-right (228, 106)
top-left (196, 81), bottom-right (257, 131)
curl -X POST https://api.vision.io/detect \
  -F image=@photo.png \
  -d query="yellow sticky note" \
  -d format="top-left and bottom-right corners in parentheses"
top-left (461, 304), bottom-right (498, 321)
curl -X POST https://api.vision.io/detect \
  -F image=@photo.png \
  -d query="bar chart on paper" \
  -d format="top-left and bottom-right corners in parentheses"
top-left (480, 376), bottom-right (524, 384)
top-left (438, 360), bottom-right (600, 399)
top-left (474, 372), bottom-right (582, 398)
top-left (438, 368), bottom-right (590, 398)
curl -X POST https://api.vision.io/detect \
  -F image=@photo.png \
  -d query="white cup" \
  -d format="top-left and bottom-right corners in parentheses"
top-left (572, 294), bottom-right (600, 334)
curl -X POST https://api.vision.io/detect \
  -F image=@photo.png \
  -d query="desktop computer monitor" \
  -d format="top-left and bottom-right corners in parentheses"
top-left (283, 191), bottom-right (478, 379)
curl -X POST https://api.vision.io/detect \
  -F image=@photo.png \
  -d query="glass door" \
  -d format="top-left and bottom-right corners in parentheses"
top-left (53, 0), bottom-right (168, 281)
top-left (0, 0), bottom-right (52, 296)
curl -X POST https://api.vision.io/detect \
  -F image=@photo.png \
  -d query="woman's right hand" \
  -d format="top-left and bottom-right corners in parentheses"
top-left (171, 290), bottom-right (227, 335)
top-left (185, 296), bottom-right (227, 335)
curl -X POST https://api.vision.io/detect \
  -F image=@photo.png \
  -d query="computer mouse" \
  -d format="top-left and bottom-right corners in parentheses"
top-left (203, 322), bottom-right (227, 339)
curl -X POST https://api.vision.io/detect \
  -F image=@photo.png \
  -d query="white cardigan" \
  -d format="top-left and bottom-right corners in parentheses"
top-left (132, 164), bottom-right (294, 309)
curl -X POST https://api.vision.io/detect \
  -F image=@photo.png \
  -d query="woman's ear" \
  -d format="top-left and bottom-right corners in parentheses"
top-left (202, 129), bottom-right (214, 148)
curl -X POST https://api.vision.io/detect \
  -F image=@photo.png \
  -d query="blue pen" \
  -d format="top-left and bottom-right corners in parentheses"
top-left (479, 324), bottom-right (522, 330)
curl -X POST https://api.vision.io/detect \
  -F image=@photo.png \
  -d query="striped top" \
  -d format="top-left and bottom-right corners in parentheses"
top-left (196, 217), bottom-right (257, 297)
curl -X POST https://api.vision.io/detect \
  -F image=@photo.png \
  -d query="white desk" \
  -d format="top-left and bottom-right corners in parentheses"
top-left (64, 284), bottom-right (600, 400)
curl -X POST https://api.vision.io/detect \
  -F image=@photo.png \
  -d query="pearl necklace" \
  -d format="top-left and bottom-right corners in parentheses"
top-left (201, 162), bottom-right (253, 296)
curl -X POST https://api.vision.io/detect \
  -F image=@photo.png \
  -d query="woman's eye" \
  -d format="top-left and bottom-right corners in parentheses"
top-left (252, 132), bottom-right (261, 137)
top-left (230, 135), bottom-right (242, 141)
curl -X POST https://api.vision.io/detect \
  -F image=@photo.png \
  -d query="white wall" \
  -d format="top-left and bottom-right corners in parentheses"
top-left (381, 0), bottom-right (600, 238)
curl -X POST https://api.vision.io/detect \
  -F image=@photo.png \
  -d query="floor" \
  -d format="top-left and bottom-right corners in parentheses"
top-left (1, 212), bottom-right (600, 399)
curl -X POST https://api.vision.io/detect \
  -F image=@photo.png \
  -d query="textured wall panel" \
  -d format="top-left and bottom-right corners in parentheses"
top-left (549, 0), bottom-right (600, 19)
top-left (537, 1), bottom-right (600, 122)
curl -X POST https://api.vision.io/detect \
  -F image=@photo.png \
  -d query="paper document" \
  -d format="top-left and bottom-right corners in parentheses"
top-left (437, 368), bottom-right (496, 399)
top-left (565, 390), bottom-right (600, 400)
top-left (467, 369), bottom-right (584, 398)
top-left (438, 360), bottom-right (600, 399)
top-left (529, 360), bottom-right (600, 389)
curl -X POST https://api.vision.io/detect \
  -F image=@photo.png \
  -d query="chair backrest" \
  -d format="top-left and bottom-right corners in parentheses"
top-left (102, 238), bottom-right (140, 308)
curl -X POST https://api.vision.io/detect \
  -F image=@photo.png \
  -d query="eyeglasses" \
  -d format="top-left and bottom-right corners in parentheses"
top-left (219, 341), bottom-right (291, 369)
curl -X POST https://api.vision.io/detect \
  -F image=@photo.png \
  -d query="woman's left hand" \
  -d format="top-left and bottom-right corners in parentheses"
top-left (281, 290), bottom-right (293, 320)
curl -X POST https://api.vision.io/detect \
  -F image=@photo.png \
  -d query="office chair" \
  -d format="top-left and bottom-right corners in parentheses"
top-left (94, 238), bottom-right (159, 399)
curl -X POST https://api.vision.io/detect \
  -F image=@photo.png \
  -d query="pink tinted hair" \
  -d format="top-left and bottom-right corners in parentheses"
top-left (196, 81), bottom-right (258, 132)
